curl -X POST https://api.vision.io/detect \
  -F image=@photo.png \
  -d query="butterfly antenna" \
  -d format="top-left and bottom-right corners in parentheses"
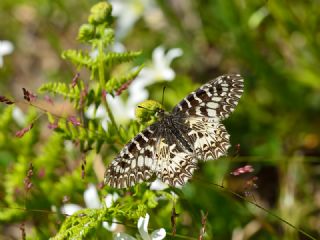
top-left (161, 85), bottom-right (167, 107)
top-left (137, 106), bottom-right (153, 112)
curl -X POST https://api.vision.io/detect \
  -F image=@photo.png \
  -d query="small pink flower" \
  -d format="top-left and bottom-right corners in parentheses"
top-left (44, 95), bottom-right (54, 105)
top-left (22, 88), bottom-right (37, 102)
top-left (15, 123), bottom-right (34, 138)
top-left (230, 165), bottom-right (254, 176)
top-left (68, 116), bottom-right (81, 126)
top-left (48, 121), bottom-right (59, 130)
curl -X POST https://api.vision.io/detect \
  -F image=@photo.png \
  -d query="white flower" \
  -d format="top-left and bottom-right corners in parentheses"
top-left (83, 184), bottom-right (102, 209)
top-left (149, 179), bottom-right (168, 191)
top-left (12, 107), bottom-right (26, 127)
top-left (127, 46), bottom-right (183, 118)
top-left (60, 203), bottom-right (82, 216)
top-left (85, 95), bottom-right (134, 129)
top-left (132, 46), bottom-right (183, 86)
top-left (61, 184), bottom-right (119, 231)
top-left (86, 46), bottom-right (182, 125)
top-left (110, 0), bottom-right (160, 39)
top-left (114, 213), bottom-right (166, 240)
top-left (0, 40), bottom-right (14, 67)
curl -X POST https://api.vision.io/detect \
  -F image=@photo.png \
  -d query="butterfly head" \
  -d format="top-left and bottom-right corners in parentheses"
top-left (136, 100), bottom-right (165, 126)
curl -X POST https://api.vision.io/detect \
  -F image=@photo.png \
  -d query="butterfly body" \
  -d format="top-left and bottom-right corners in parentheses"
top-left (105, 74), bottom-right (244, 188)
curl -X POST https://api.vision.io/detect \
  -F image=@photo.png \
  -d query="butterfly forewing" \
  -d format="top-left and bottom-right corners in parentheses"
top-left (173, 74), bottom-right (244, 120)
top-left (104, 74), bottom-right (244, 188)
top-left (104, 124), bottom-right (159, 188)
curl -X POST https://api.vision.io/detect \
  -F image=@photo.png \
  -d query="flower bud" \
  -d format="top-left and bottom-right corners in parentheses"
top-left (88, 2), bottom-right (113, 25)
top-left (77, 24), bottom-right (95, 42)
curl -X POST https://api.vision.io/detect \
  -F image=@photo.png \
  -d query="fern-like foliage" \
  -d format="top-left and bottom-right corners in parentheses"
top-left (105, 64), bottom-right (144, 95)
top-left (51, 208), bottom-right (109, 240)
top-left (39, 82), bottom-right (82, 104)
top-left (62, 50), bottom-right (96, 70)
top-left (103, 51), bottom-right (142, 67)
top-left (52, 187), bottom-right (164, 240)
top-left (39, 1), bottom-right (144, 156)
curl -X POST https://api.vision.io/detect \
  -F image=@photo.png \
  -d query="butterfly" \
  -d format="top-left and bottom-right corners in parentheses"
top-left (104, 74), bottom-right (244, 188)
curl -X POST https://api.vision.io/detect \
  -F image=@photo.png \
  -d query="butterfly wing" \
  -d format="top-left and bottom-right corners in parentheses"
top-left (104, 124), bottom-right (159, 188)
top-left (186, 117), bottom-right (230, 160)
top-left (172, 74), bottom-right (244, 161)
top-left (172, 74), bottom-right (244, 120)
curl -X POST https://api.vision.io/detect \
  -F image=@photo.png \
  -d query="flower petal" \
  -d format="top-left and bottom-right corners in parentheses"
top-left (85, 104), bottom-right (96, 119)
top-left (12, 107), bottom-right (26, 127)
top-left (165, 48), bottom-right (183, 65)
top-left (84, 184), bottom-right (101, 209)
top-left (152, 46), bottom-right (165, 67)
top-left (103, 219), bottom-right (118, 232)
top-left (105, 193), bottom-right (119, 208)
top-left (95, 105), bottom-right (107, 118)
top-left (0, 40), bottom-right (14, 56)
top-left (107, 95), bottom-right (131, 122)
top-left (161, 68), bottom-right (175, 81)
top-left (138, 213), bottom-right (151, 240)
top-left (150, 228), bottom-right (166, 240)
top-left (128, 80), bottom-right (149, 103)
top-left (0, 40), bottom-right (14, 67)
top-left (110, 0), bottom-right (141, 39)
top-left (112, 42), bottom-right (126, 53)
top-left (60, 204), bottom-right (82, 216)
top-left (150, 179), bottom-right (168, 191)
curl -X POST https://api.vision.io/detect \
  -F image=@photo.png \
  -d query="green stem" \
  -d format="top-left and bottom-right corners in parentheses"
top-left (97, 41), bottom-right (122, 140)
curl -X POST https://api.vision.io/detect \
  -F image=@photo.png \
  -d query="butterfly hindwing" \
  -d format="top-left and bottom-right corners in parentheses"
top-left (154, 123), bottom-right (198, 187)
top-left (185, 117), bottom-right (230, 161)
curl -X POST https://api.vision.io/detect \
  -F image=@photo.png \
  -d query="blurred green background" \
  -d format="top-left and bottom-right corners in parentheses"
top-left (0, 0), bottom-right (319, 239)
